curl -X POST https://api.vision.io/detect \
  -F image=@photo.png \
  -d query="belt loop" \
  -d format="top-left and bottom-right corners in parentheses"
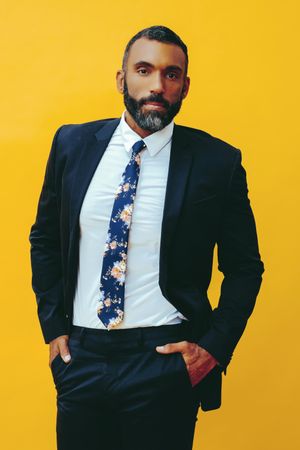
top-left (79, 327), bottom-right (86, 346)
top-left (138, 328), bottom-right (144, 348)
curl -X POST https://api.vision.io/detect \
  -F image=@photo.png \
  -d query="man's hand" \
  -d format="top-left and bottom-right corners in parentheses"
top-left (49, 335), bottom-right (71, 368)
top-left (156, 341), bottom-right (218, 387)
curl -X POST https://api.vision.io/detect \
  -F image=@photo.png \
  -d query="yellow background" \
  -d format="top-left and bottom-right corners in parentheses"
top-left (1, 1), bottom-right (299, 449)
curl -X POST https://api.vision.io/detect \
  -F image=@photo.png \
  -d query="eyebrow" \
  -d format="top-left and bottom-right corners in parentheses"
top-left (133, 61), bottom-right (183, 73)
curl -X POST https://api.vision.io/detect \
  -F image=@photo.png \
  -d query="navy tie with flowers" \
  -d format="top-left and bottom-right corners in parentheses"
top-left (97, 140), bottom-right (146, 329)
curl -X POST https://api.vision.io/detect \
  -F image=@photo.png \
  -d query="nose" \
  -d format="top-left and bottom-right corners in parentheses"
top-left (150, 72), bottom-right (165, 94)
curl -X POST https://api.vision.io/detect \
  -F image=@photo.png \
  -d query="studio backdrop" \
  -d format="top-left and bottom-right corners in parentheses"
top-left (1, 1), bottom-right (299, 449)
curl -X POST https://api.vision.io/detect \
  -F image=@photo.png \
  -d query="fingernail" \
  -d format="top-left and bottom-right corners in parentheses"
top-left (156, 346), bottom-right (164, 351)
top-left (63, 354), bottom-right (71, 362)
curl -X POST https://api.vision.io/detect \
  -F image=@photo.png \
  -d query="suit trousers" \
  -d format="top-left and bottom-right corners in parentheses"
top-left (50, 322), bottom-right (201, 450)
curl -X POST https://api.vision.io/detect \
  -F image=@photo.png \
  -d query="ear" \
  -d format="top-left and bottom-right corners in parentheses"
top-left (181, 76), bottom-right (190, 99)
top-left (116, 69), bottom-right (125, 93)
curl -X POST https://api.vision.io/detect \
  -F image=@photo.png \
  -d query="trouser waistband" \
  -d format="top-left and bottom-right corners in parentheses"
top-left (70, 321), bottom-right (196, 351)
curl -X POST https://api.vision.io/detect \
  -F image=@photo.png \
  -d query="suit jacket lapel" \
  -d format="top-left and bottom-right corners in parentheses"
top-left (159, 124), bottom-right (194, 292)
top-left (69, 118), bottom-right (121, 233)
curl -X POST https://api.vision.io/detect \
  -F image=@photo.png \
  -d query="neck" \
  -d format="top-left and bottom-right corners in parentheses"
top-left (124, 111), bottom-right (153, 138)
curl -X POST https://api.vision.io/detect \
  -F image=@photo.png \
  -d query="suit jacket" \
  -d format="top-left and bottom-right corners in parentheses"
top-left (29, 117), bottom-right (264, 411)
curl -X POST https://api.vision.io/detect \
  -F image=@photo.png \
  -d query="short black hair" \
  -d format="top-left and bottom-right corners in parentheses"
top-left (122, 25), bottom-right (189, 75)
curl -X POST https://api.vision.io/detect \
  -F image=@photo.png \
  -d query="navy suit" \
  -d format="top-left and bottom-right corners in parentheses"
top-left (29, 117), bottom-right (264, 412)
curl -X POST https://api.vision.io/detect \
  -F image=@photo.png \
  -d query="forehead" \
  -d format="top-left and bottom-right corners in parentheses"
top-left (126, 37), bottom-right (186, 70)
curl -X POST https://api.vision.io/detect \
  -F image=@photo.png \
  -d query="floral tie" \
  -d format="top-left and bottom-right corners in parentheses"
top-left (97, 140), bottom-right (146, 329)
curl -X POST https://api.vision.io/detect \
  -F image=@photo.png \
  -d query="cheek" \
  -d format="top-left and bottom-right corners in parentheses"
top-left (127, 75), bottom-right (149, 96)
top-left (166, 86), bottom-right (184, 103)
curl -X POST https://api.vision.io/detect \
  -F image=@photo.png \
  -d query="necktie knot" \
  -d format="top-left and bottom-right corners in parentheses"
top-left (131, 140), bottom-right (146, 158)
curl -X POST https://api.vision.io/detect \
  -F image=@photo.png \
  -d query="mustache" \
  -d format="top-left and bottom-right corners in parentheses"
top-left (138, 94), bottom-right (170, 109)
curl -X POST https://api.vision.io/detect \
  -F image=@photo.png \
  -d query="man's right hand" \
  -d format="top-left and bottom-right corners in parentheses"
top-left (49, 335), bottom-right (71, 367)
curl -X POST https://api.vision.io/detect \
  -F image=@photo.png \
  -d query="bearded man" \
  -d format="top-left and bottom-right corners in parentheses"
top-left (29, 25), bottom-right (264, 450)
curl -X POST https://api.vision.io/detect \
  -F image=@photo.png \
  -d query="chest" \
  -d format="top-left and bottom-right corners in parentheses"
top-left (79, 143), bottom-right (171, 238)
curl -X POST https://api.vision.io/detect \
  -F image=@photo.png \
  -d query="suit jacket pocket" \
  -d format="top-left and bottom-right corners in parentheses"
top-left (192, 193), bottom-right (218, 206)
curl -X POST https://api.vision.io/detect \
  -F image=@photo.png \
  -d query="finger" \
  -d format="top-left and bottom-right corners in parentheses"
top-left (49, 343), bottom-right (59, 366)
top-left (156, 340), bottom-right (188, 353)
top-left (49, 353), bottom-right (59, 368)
top-left (58, 340), bottom-right (71, 363)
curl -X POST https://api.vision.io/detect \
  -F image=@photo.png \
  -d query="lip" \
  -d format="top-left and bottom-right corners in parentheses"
top-left (143, 102), bottom-right (166, 110)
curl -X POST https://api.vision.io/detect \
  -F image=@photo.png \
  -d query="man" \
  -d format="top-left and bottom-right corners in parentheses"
top-left (29, 25), bottom-right (264, 450)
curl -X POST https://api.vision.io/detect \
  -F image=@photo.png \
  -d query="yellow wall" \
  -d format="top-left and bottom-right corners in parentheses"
top-left (1, 1), bottom-right (299, 449)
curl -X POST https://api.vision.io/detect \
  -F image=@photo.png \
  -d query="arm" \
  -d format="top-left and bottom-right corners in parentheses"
top-left (197, 149), bottom-right (265, 371)
top-left (29, 126), bottom-right (68, 344)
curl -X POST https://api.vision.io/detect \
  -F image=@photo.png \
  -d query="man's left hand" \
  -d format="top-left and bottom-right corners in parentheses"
top-left (156, 341), bottom-right (218, 387)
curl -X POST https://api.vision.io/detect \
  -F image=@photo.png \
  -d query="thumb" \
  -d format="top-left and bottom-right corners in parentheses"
top-left (59, 340), bottom-right (71, 363)
top-left (156, 343), bottom-right (177, 354)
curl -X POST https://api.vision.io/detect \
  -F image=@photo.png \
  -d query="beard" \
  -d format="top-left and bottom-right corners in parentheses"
top-left (123, 79), bottom-right (184, 133)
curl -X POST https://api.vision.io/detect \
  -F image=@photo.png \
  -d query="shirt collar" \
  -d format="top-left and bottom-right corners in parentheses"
top-left (120, 110), bottom-right (174, 157)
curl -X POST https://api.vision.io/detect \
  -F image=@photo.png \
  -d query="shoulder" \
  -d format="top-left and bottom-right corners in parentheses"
top-left (175, 124), bottom-right (241, 162)
top-left (54, 117), bottom-right (118, 143)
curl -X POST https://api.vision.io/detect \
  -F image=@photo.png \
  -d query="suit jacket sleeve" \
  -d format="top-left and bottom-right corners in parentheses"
top-left (29, 126), bottom-right (68, 344)
top-left (197, 149), bottom-right (264, 370)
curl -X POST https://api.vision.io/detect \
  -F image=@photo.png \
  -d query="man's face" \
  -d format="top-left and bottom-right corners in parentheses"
top-left (117, 37), bottom-right (190, 133)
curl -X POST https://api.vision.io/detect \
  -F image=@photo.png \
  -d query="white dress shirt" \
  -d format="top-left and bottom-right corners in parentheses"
top-left (72, 111), bottom-right (188, 329)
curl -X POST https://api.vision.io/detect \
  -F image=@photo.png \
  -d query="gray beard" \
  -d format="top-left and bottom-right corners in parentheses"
top-left (133, 110), bottom-right (166, 132)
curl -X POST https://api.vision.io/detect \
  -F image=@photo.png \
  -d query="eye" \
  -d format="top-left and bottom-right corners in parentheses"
top-left (137, 68), bottom-right (148, 75)
top-left (166, 72), bottom-right (178, 80)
